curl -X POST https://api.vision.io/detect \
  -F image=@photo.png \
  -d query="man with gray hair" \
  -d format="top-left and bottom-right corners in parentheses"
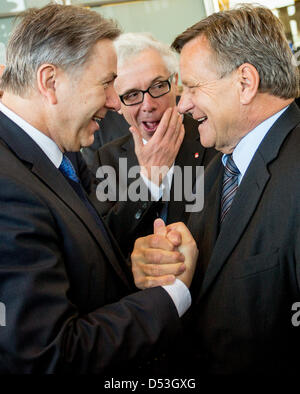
top-left (132, 5), bottom-right (300, 375)
top-left (85, 32), bottom-right (216, 256)
top-left (0, 4), bottom-right (198, 374)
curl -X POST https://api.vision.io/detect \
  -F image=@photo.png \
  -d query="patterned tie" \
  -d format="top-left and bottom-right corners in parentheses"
top-left (59, 154), bottom-right (111, 243)
top-left (220, 154), bottom-right (240, 223)
top-left (59, 155), bottom-right (79, 183)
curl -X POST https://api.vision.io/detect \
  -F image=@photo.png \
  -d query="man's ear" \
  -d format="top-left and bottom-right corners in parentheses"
top-left (36, 63), bottom-right (58, 105)
top-left (237, 63), bottom-right (260, 105)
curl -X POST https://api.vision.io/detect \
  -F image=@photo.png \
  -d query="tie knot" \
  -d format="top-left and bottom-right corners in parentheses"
top-left (224, 154), bottom-right (240, 178)
top-left (59, 154), bottom-right (79, 183)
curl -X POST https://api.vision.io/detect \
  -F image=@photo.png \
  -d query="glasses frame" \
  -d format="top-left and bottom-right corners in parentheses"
top-left (119, 74), bottom-right (174, 106)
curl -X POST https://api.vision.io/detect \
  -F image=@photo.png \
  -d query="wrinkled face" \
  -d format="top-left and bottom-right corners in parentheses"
top-left (53, 39), bottom-right (120, 151)
top-left (114, 48), bottom-right (177, 141)
top-left (178, 35), bottom-right (243, 154)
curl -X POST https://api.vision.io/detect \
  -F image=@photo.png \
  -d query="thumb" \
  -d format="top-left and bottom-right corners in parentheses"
top-left (153, 218), bottom-right (167, 236)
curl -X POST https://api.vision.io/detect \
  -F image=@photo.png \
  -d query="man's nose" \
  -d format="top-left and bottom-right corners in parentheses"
top-left (106, 86), bottom-right (121, 112)
top-left (140, 92), bottom-right (157, 112)
top-left (177, 92), bottom-right (193, 115)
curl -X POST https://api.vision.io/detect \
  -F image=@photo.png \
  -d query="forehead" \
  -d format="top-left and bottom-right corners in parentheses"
top-left (115, 48), bottom-right (169, 90)
top-left (82, 39), bottom-right (117, 80)
top-left (180, 36), bottom-right (218, 84)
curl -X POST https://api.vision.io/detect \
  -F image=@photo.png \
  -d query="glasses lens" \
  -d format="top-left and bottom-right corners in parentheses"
top-left (122, 91), bottom-right (143, 105)
top-left (149, 81), bottom-right (170, 98)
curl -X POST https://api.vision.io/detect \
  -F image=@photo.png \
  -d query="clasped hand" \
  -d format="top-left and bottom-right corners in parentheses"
top-left (131, 218), bottom-right (198, 289)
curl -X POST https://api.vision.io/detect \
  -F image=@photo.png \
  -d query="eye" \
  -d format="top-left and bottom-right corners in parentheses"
top-left (123, 91), bottom-right (139, 101)
top-left (102, 79), bottom-right (114, 89)
top-left (152, 81), bottom-right (167, 90)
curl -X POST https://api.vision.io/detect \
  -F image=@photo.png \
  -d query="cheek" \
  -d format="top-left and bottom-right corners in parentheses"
top-left (158, 95), bottom-right (176, 110)
top-left (94, 91), bottom-right (106, 109)
top-left (123, 108), bottom-right (139, 126)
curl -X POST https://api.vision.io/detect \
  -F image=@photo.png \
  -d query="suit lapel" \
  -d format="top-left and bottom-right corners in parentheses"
top-left (121, 136), bottom-right (138, 173)
top-left (189, 155), bottom-right (223, 268)
top-left (198, 102), bottom-right (300, 300)
top-left (0, 112), bottom-right (131, 288)
top-left (120, 136), bottom-right (141, 190)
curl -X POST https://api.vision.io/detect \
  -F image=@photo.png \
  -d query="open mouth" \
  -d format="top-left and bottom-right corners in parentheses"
top-left (92, 116), bottom-right (102, 123)
top-left (142, 121), bottom-right (160, 132)
top-left (197, 116), bottom-right (208, 125)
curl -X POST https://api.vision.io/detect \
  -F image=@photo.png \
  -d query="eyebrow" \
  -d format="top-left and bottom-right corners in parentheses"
top-left (121, 75), bottom-right (168, 95)
top-left (102, 72), bottom-right (117, 83)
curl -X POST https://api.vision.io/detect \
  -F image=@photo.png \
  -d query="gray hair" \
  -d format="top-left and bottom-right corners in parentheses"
top-left (114, 32), bottom-right (178, 75)
top-left (0, 4), bottom-right (120, 96)
top-left (172, 4), bottom-right (299, 99)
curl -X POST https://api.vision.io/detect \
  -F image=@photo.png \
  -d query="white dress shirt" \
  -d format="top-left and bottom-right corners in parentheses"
top-left (222, 106), bottom-right (289, 182)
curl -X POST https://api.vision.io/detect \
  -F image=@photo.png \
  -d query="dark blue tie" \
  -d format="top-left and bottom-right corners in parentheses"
top-left (59, 154), bottom-right (111, 243)
top-left (220, 154), bottom-right (240, 223)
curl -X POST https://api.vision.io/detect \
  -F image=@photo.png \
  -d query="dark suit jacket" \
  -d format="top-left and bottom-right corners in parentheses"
top-left (183, 102), bottom-right (300, 375)
top-left (0, 111), bottom-right (181, 374)
top-left (91, 116), bottom-right (217, 256)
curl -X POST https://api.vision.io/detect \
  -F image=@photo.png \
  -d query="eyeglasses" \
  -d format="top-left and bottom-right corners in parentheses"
top-left (119, 74), bottom-right (174, 106)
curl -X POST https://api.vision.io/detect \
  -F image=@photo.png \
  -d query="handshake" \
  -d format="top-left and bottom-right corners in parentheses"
top-left (131, 218), bottom-right (199, 290)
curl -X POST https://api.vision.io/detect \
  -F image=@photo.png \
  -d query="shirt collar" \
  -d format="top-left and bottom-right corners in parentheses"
top-left (222, 105), bottom-right (289, 182)
top-left (0, 101), bottom-right (63, 168)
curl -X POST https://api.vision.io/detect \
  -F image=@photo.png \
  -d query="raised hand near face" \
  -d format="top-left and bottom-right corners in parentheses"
top-left (129, 107), bottom-right (185, 186)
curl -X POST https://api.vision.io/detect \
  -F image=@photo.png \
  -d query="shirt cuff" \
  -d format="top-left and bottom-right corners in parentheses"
top-left (162, 279), bottom-right (191, 317)
top-left (140, 172), bottom-right (164, 201)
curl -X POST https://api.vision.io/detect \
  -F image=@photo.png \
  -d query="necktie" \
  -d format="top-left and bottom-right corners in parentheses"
top-left (59, 154), bottom-right (111, 243)
top-left (220, 154), bottom-right (240, 223)
top-left (59, 155), bottom-right (80, 183)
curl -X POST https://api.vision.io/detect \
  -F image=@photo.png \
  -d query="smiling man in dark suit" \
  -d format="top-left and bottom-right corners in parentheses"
top-left (87, 33), bottom-right (216, 256)
top-left (0, 4), bottom-right (198, 374)
top-left (133, 5), bottom-right (300, 375)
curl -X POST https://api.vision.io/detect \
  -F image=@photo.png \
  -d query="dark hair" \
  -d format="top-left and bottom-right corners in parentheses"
top-left (172, 4), bottom-right (299, 99)
top-left (0, 3), bottom-right (121, 95)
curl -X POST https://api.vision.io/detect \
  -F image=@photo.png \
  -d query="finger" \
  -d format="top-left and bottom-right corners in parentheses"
top-left (150, 107), bottom-right (173, 141)
top-left (130, 125), bottom-right (144, 154)
top-left (167, 222), bottom-right (195, 245)
top-left (144, 248), bottom-right (185, 265)
top-left (174, 123), bottom-right (185, 152)
top-left (135, 274), bottom-right (176, 289)
top-left (154, 218), bottom-right (167, 236)
top-left (148, 233), bottom-right (177, 251)
top-left (166, 229), bottom-right (182, 247)
top-left (139, 261), bottom-right (185, 277)
top-left (161, 108), bottom-right (183, 143)
top-left (133, 233), bottom-right (176, 252)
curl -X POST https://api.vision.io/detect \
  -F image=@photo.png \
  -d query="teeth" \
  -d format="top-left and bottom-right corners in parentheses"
top-left (92, 116), bottom-right (101, 122)
top-left (198, 116), bottom-right (207, 122)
